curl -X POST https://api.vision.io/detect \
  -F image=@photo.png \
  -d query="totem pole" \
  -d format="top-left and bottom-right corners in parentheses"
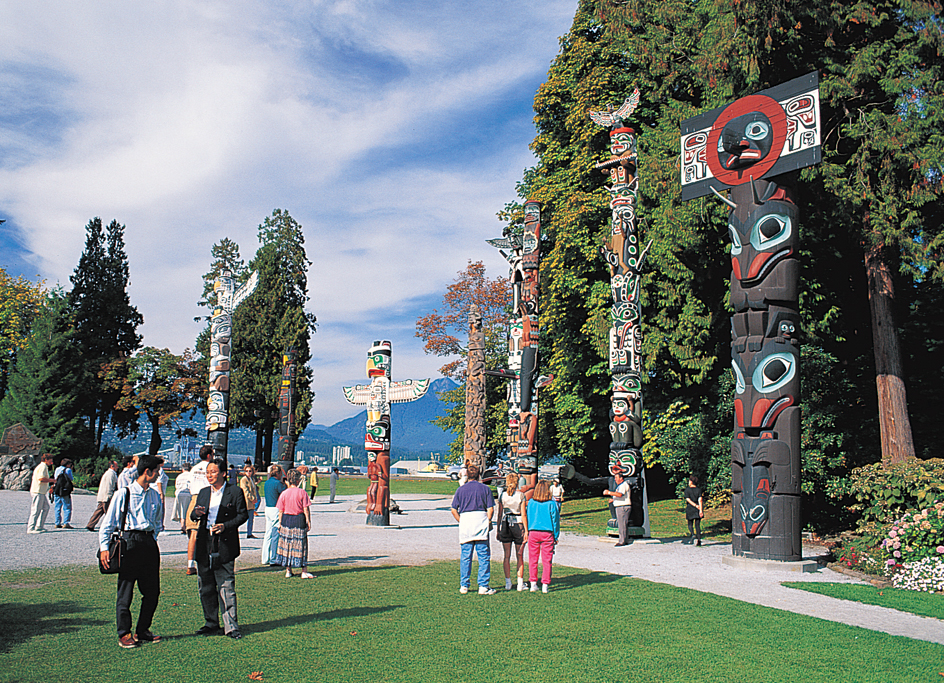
top-left (206, 270), bottom-right (258, 467)
top-left (276, 346), bottom-right (297, 470)
top-left (343, 341), bottom-right (430, 526)
top-left (486, 200), bottom-right (545, 489)
top-left (590, 90), bottom-right (652, 537)
top-left (464, 305), bottom-right (486, 472)
top-left (680, 72), bottom-right (821, 561)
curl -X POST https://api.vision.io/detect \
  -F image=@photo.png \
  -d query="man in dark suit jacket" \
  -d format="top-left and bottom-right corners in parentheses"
top-left (191, 457), bottom-right (249, 639)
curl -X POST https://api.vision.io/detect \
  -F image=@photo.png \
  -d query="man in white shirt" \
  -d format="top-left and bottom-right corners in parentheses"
top-left (604, 472), bottom-right (632, 547)
top-left (86, 460), bottom-right (120, 531)
top-left (99, 455), bottom-right (165, 648)
top-left (172, 463), bottom-right (193, 534)
top-left (117, 455), bottom-right (138, 489)
top-left (26, 453), bottom-right (55, 533)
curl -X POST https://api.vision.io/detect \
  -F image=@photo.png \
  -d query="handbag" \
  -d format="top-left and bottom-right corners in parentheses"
top-left (97, 489), bottom-right (129, 575)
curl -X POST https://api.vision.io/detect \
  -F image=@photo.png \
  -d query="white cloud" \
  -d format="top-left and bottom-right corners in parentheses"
top-left (0, 0), bottom-right (578, 427)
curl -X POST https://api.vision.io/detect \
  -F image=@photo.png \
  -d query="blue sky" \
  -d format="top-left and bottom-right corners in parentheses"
top-left (0, 0), bottom-right (578, 425)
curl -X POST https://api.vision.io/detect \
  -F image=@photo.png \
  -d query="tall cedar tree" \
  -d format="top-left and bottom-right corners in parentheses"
top-left (68, 218), bottom-right (143, 453)
top-left (592, 0), bottom-right (944, 467)
top-left (415, 260), bottom-right (510, 463)
top-left (100, 347), bottom-right (206, 455)
top-left (229, 209), bottom-right (317, 465)
top-left (0, 268), bottom-right (45, 402)
top-left (0, 289), bottom-right (91, 456)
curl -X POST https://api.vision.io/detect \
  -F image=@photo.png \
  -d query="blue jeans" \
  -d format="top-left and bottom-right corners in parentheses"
top-left (459, 540), bottom-right (491, 588)
top-left (54, 495), bottom-right (72, 525)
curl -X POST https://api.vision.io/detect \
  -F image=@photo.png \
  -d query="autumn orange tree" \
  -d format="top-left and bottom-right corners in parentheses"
top-left (415, 260), bottom-right (511, 462)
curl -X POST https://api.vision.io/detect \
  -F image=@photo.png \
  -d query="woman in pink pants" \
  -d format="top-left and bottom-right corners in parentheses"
top-left (526, 480), bottom-right (560, 593)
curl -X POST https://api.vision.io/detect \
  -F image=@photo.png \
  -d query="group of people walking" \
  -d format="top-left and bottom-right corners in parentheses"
top-left (451, 465), bottom-right (561, 595)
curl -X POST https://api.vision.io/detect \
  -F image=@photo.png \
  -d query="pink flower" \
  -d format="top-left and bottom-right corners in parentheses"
top-left (894, 551), bottom-right (901, 558)
top-left (889, 529), bottom-right (898, 538)
top-left (937, 546), bottom-right (944, 554)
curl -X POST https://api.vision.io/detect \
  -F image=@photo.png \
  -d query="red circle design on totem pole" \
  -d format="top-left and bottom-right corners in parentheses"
top-left (705, 94), bottom-right (788, 188)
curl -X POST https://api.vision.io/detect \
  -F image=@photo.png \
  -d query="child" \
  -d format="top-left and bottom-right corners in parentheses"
top-left (684, 475), bottom-right (704, 546)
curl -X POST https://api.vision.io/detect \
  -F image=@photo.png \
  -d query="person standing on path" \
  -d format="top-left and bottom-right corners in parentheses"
top-left (52, 458), bottom-right (75, 528)
top-left (261, 465), bottom-right (287, 565)
top-left (172, 464), bottom-right (193, 535)
top-left (86, 460), bottom-right (120, 531)
top-left (684, 474), bottom-right (704, 546)
top-left (450, 465), bottom-right (495, 595)
top-left (190, 458), bottom-right (248, 639)
top-left (309, 467), bottom-right (319, 499)
top-left (329, 468), bottom-right (339, 503)
top-left (98, 455), bottom-right (165, 649)
top-left (27, 453), bottom-right (55, 533)
top-left (117, 455), bottom-right (138, 489)
top-left (239, 464), bottom-right (259, 539)
top-left (526, 480), bottom-right (560, 593)
top-left (604, 472), bottom-right (632, 547)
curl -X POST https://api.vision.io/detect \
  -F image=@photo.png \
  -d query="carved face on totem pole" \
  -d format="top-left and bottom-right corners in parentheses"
top-left (367, 340), bottom-right (392, 379)
top-left (365, 419), bottom-right (391, 451)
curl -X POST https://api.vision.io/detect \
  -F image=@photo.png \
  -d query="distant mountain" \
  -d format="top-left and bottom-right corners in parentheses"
top-left (101, 377), bottom-right (459, 464)
top-left (322, 377), bottom-right (458, 455)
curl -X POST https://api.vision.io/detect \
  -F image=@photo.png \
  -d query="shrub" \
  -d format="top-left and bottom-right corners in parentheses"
top-left (880, 503), bottom-right (944, 567)
top-left (826, 458), bottom-right (944, 533)
top-left (833, 540), bottom-right (883, 576)
top-left (886, 557), bottom-right (944, 592)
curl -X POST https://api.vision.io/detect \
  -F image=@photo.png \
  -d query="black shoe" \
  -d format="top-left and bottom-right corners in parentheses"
top-left (227, 630), bottom-right (243, 640)
top-left (614, 542), bottom-right (627, 547)
top-left (246, 534), bottom-right (256, 539)
top-left (195, 625), bottom-right (221, 636)
top-left (696, 539), bottom-right (702, 546)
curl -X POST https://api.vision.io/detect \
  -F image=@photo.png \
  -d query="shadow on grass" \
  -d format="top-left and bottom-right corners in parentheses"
top-left (0, 600), bottom-right (103, 653)
top-left (551, 570), bottom-right (624, 591)
top-left (243, 604), bottom-right (404, 635)
top-left (560, 508), bottom-right (607, 520)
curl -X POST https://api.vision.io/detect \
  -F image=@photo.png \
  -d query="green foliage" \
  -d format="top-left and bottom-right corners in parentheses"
top-left (0, 268), bottom-right (45, 402)
top-left (0, 289), bottom-right (92, 458)
top-left (827, 458), bottom-right (944, 534)
top-left (880, 502), bottom-right (944, 568)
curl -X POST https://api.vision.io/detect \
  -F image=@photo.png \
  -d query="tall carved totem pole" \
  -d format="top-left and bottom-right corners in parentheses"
top-left (343, 341), bottom-right (430, 526)
top-left (277, 346), bottom-right (297, 470)
top-left (464, 304), bottom-right (486, 471)
top-left (590, 90), bottom-right (652, 536)
top-left (680, 73), bottom-right (821, 561)
top-left (487, 200), bottom-right (543, 488)
top-left (206, 270), bottom-right (258, 467)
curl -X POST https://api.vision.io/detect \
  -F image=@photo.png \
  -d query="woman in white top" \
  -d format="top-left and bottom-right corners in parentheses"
top-left (496, 473), bottom-right (529, 591)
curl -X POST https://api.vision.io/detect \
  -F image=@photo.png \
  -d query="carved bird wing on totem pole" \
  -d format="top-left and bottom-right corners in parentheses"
top-left (589, 88), bottom-right (641, 129)
top-left (342, 384), bottom-right (372, 406)
top-left (388, 378), bottom-right (430, 403)
top-left (231, 271), bottom-right (259, 310)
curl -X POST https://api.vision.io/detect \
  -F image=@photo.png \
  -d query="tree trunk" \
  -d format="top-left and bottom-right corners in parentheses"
top-left (147, 412), bottom-right (162, 455)
top-left (864, 239), bottom-right (915, 464)
top-left (262, 415), bottom-right (274, 468)
top-left (254, 426), bottom-right (265, 471)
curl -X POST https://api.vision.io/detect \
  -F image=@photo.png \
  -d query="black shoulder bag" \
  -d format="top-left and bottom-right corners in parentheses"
top-left (97, 489), bottom-right (129, 575)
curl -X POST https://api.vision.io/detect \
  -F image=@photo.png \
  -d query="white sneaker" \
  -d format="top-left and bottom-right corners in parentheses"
top-left (505, 578), bottom-right (513, 590)
top-left (300, 572), bottom-right (314, 579)
top-left (478, 587), bottom-right (496, 595)
top-left (517, 580), bottom-right (526, 592)
top-left (542, 584), bottom-right (549, 594)
top-left (530, 583), bottom-right (539, 593)
top-left (459, 587), bottom-right (468, 594)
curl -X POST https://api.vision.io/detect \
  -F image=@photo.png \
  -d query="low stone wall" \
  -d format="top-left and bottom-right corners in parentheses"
top-left (0, 454), bottom-right (39, 491)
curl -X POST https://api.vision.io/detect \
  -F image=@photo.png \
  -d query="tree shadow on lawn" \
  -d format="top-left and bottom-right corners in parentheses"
top-left (0, 600), bottom-right (103, 653)
top-left (242, 604), bottom-right (403, 635)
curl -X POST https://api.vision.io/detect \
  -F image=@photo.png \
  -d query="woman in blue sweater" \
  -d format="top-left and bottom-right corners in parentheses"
top-left (526, 480), bottom-right (560, 593)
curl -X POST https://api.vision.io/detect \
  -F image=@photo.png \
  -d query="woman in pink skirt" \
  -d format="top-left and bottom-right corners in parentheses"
top-left (526, 480), bottom-right (560, 593)
top-left (276, 469), bottom-right (314, 579)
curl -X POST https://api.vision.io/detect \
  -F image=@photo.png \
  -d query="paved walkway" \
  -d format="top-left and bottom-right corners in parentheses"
top-left (3, 490), bottom-right (942, 645)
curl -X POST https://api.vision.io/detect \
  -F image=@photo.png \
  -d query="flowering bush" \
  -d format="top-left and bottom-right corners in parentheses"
top-left (834, 542), bottom-right (882, 575)
top-left (886, 557), bottom-right (944, 592)
top-left (880, 502), bottom-right (944, 567)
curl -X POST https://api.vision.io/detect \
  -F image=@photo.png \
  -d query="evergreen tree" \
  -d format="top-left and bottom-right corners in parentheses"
top-left (0, 290), bottom-right (91, 456)
top-left (229, 209), bottom-right (317, 465)
top-left (68, 218), bottom-right (144, 452)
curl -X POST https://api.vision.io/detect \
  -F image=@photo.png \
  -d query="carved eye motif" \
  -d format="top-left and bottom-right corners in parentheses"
top-left (752, 352), bottom-right (796, 393)
top-left (732, 359), bottom-right (746, 395)
top-left (750, 213), bottom-right (792, 251)
top-left (728, 223), bottom-right (743, 256)
top-left (745, 121), bottom-right (770, 141)
top-left (750, 504), bottom-right (767, 521)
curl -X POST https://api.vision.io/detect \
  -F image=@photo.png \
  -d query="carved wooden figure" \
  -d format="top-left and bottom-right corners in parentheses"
top-left (277, 346), bottom-right (297, 469)
top-left (464, 305), bottom-right (487, 471)
top-left (343, 341), bottom-right (430, 526)
top-left (206, 269), bottom-right (258, 466)
top-left (591, 90), bottom-right (652, 536)
top-left (680, 73), bottom-right (821, 561)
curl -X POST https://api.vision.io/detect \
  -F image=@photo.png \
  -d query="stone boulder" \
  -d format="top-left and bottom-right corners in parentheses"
top-left (0, 453), bottom-right (40, 491)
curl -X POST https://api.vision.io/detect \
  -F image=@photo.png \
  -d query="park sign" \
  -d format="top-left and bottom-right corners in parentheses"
top-left (680, 72), bottom-right (821, 201)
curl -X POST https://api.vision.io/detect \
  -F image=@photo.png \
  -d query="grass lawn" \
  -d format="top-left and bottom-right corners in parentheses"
top-left (783, 581), bottom-right (944, 620)
top-left (0, 562), bottom-right (940, 683)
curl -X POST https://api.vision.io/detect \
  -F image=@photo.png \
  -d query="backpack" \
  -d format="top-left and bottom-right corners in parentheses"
top-left (54, 471), bottom-right (74, 497)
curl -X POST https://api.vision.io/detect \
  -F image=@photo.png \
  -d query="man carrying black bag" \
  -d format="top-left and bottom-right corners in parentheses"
top-left (98, 455), bottom-right (165, 649)
top-left (191, 457), bottom-right (248, 639)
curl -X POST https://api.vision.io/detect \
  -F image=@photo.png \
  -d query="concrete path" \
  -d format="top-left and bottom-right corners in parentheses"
top-left (3, 490), bottom-right (942, 646)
